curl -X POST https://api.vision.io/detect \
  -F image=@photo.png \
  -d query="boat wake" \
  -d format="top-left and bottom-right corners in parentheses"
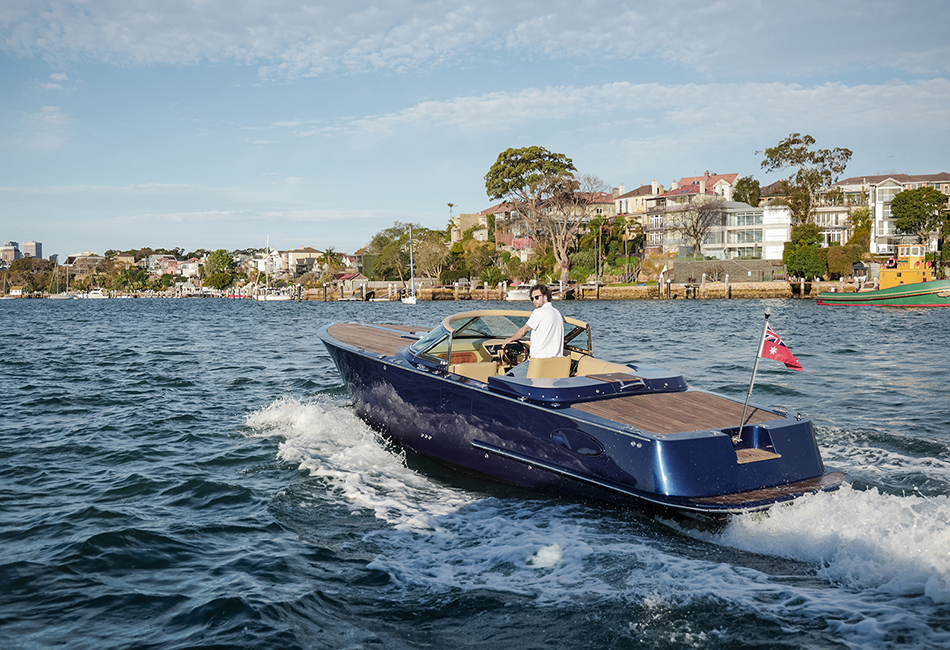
top-left (248, 396), bottom-right (950, 649)
top-left (245, 395), bottom-right (477, 531)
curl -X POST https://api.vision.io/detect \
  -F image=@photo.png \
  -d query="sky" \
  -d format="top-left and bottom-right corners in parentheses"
top-left (2, 0), bottom-right (949, 259)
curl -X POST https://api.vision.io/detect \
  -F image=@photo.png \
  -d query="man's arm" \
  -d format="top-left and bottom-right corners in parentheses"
top-left (503, 324), bottom-right (530, 347)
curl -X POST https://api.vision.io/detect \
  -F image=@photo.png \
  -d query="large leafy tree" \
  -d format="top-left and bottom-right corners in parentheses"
top-left (2, 257), bottom-right (54, 293)
top-left (484, 146), bottom-right (577, 213)
top-left (413, 231), bottom-right (450, 281)
top-left (783, 222), bottom-right (826, 280)
top-left (541, 173), bottom-right (611, 283)
top-left (892, 186), bottom-right (948, 243)
top-left (759, 133), bottom-right (852, 224)
top-left (733, 175), bottom-right (761, 207)
top-left (485, 146), bottom-right (579, 283)
top-left (204, 249), bottom-right (235, 275)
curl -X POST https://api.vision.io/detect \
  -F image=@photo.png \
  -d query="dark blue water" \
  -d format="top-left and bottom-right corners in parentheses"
top-left (2, 298), bottom-right (948, 649)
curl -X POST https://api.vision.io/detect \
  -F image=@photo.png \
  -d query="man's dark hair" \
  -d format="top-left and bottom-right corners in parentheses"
top-left (532, 284), bottom-right (553, 300)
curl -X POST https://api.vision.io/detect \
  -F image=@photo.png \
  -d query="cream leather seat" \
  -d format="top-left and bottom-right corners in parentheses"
top-left (449, 361), bottom-right (500, 383)
top-left (575, 356), bottom-right (633, 376)
top-left (526, 356), bottom-right (572, 379)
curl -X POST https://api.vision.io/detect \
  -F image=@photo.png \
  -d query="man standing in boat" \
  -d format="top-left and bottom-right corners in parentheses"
top-left (502, 283), bottom-right (564, 377)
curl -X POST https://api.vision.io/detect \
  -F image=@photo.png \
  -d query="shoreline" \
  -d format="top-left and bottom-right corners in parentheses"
top-left (5, 280), bottom-right (858, 301)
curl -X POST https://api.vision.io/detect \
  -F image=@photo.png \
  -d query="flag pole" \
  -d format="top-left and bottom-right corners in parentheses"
top-left (734, 309), bottom-right (771, 444)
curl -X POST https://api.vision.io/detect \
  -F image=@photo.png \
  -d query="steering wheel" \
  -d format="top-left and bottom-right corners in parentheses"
top-left (500, 341), bottom-right (527, 366)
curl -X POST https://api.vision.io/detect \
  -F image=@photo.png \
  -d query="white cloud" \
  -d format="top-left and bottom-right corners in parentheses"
top-left (2, 1), bottom-right (946, 78)
top-left (305, 79), bottom-right (950, 142)
top-left (4, 105), bottom-right (69, 151)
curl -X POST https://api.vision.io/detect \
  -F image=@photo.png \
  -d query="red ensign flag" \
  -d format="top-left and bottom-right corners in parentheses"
top-left (760, 324), bottom-right (803, 371)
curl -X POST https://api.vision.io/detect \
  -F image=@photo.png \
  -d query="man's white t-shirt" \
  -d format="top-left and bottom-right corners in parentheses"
top-left (526, 301), bottom-right (564, 358)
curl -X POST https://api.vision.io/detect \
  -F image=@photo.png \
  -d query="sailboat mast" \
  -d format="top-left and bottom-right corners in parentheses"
top-left (408, 226), bottom-right (415, 297)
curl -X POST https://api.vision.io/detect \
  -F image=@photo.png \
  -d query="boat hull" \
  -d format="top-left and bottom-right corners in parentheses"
top-left (318, 323), bottom-right (845, 516)
top-left (817, 279), bottom-right (950, 307)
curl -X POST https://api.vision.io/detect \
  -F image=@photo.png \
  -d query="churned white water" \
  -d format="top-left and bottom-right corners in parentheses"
top-left (248, 395), bottom-right (950, 649)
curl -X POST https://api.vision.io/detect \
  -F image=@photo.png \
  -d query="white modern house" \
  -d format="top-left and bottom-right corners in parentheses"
top-left (700, 202), bottom-right (792, 260)
top-left (832, 173), bottom-right (950, 254)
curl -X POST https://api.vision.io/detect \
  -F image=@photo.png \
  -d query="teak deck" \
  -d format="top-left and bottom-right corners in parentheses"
top-left (327, 323), bottom-right (429, 357)
top-left (572, 390), bottom-right (776, 434)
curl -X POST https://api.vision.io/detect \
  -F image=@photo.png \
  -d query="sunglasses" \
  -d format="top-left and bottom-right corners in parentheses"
top-left (531, 294), bottom-right (543, 301)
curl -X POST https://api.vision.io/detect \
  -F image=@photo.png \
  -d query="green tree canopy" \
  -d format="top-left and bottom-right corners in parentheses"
top-left (3, 257), bottom-right (54, 293)
top-left (892, 186), bottom-right (948, 243)
top-left (733, 175), bottom-right (761, 207)
top-left (484, 146), bottom-right (576, 205)
top-left (786, 245), bottom-right (826, 281)
top-left (759, 133), bottom-right (852, 224)
top-left (204, 272), bottom-right (233, 290)
top-left (204, 249), bottom-right (235, 275)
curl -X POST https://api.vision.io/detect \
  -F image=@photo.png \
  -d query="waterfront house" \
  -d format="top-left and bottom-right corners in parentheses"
top-left (829, 173), bottom-right (950, 254)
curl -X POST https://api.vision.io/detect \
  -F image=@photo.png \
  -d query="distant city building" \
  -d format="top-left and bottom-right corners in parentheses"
top-left (48, 254), bottom-right (59, 264)
top-left (1, 241), bottom-right (21, 264)
top-left (22, 241), bottom-right (42, 259)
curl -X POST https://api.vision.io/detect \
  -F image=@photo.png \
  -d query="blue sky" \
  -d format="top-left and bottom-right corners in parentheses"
top-left (2, 1), bottom-right (949, 259)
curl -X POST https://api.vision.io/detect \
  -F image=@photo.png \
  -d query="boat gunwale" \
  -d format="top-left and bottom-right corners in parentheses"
top-left (319, 322), bottom-right (788, 438)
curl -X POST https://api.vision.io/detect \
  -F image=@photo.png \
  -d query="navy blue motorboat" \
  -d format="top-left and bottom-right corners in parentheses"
top-left (318, 310), bottom-right (846, 517)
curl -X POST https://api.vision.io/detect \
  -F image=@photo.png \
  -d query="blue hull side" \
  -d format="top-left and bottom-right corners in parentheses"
top-left (321, 333), bottom-right (839, 515)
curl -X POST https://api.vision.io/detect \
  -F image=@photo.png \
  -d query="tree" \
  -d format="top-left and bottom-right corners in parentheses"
top-left (733, 175), bottom-right (761, 207)
top-left (318, 247), bottom-right (343, 272)
top-left (543, 174), bottom-right (612, 283)
top-left (847, 206), bottom-right (872, 248)
top-left (786, 245), bottom-right (826, 281)
top-left (485, 146), bottom-right (576, 213)
top-left (759, 133), bottom-right (852, 224)
top-left (783, 223), bottom-right (826, 280)
top-left (892, 186), bottom-right (947, 243)
top-left (668, 198), bottom-right (726, 256)
top-left (3, 257), bottom-right (54, 293)
top-left (204, 249), bottom-right (235, 275)
top-left (204, 272), bottom-right (233, 290)
top-left (414, 232), bottom-right (450, 281)
top-left (485, 146), bottom-right (579, 283)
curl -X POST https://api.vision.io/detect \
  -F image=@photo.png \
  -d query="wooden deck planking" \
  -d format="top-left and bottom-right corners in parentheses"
top-left (736, 448), bottom-right (782, 464)
top-left (326, 323), bottom-right (429, 357)
top-left (572, 390), bottom-right (777, 435)
top-left (689, 472), bottom-right (847, 506)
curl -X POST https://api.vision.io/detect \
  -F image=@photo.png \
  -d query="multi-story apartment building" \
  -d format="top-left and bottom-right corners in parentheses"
top-left (639, 172), bottom-right (739, 256)
top-left (22, 241), bottom-right (42, 259)
top-left (701, 202), bottom-right (793, 260)
top-left (1, 241), bottom-right (21, 264)
top-left (831, 173), bottom-right (950, 254)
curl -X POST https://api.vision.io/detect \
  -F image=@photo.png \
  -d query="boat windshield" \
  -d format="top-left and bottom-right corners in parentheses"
top-left (442, 310), bottom-right (592, 354)
top-left (408, 327), bottom-right (449, 359)
top-left (408, 310), bottom-right (592, 364)
top-left (453, 314), bottom-right (528, 338)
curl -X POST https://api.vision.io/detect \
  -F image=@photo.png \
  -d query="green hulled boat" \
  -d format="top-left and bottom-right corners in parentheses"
top-left (817, 243), bottom-right (948, 307)
top-left (816, 279), bottom-right (950, 307)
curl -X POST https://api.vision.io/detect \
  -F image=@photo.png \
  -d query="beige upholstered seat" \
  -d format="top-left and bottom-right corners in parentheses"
top-left (526, 356), bottom-right (572, 379)
top-left (449, 361), bottom-right (500, 383)
top-left (575, 356), bottom-right (633, 376)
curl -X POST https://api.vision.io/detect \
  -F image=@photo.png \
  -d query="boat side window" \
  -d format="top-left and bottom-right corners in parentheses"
top-left (409, 328), bottom-right (451, 362)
